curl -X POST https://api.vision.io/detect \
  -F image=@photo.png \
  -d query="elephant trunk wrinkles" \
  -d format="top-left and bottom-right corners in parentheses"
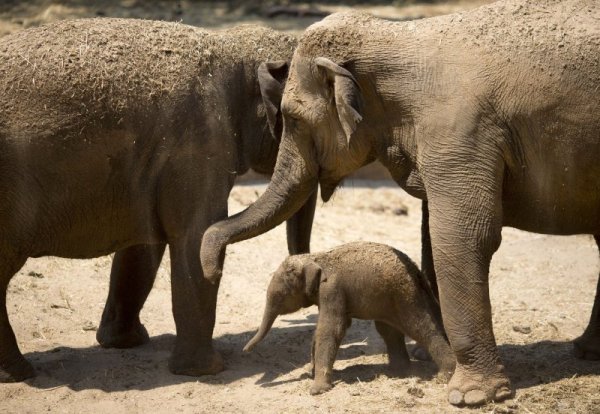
top-left (243, 306), bottom-right (279, 352)
top-left (201, 143), bottom-right (318, 283)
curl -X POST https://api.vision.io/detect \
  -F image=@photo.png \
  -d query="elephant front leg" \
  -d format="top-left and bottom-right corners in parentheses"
top-left (574, 234), bottom-right (600, 360)
top-left (0, 256), bottom-right (33, 382)
top-left (286, 189), bottom-right (317, 255)
top-left (310, 298), bottom-right (348, 395)
top-left (97, 243), bottom-right (166, 348)
top-left (421, 200), bottom-right (438, 301)
top-left (168, 236), bottom-right (223, 376)
top-left (426, 160), bottom-right (511, 406)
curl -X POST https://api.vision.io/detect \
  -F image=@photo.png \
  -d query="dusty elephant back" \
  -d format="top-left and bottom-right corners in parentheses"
top-left (0, 19), bottom-right (296, 258)
top-left (314, 241), bottom-right (423, 285)
top-left (296, 0), bottom-right (600, 84)
top-left (0, 18), bottom-right (296, 138)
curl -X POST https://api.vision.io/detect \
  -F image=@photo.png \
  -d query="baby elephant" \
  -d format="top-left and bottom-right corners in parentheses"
top-left (244, 242), bottom-right (455, 395)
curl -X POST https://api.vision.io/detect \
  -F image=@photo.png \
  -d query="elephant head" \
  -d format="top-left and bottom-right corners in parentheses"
top-left (244, 257), bottom-right (322, 352)
top-left (201, 36), bottom-right (379, 283)
top-left (247, 59), bottom-right (319, 256)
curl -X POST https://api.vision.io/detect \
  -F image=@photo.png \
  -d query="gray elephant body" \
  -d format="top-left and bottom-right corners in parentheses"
top-left (0, 18), bottom-right (317, 382)
top-left (245, 242), bottom-right (455, 395)
top-left (202, 0), bottom-right (600, 406)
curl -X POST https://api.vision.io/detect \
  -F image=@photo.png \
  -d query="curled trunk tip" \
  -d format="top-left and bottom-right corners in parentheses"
top-left (243, 309), bottom-right (279, 352)
top-left (200, 226), bottom-right (227, 284)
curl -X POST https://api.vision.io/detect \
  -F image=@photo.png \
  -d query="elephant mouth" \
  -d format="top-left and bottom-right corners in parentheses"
top-left (319, 176), bottom-right (342, 202)
top-left (319, 180), bottom-right (338, 203)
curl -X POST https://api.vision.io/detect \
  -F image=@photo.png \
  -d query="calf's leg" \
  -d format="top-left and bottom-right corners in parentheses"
top-left (374, 321), bottom-right (410, 374)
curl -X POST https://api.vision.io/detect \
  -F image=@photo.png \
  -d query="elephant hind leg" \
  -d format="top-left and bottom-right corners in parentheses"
top-left (97, 243), bottom-right (166, 349)
top-left (0, 254), bottom-right (33, 382)
top-left (573, 234), bottom-right (600, 360)
top-left (374, 321), bottom-right (410, 375)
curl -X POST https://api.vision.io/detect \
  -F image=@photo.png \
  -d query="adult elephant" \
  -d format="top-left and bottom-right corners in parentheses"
top-left (0, 19), bottom-right (317, 382)
top-left (201, 1), bottom-right (600, 407)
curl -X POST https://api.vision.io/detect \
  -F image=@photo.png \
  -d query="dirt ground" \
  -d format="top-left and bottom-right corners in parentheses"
top-left (0, 1), bottom-right (599, 413)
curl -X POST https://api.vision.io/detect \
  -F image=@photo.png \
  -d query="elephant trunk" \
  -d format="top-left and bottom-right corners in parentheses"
top-left (201, 142), bottom-right (318, 283)
top-left (243, 304), bottom-right (280, 352)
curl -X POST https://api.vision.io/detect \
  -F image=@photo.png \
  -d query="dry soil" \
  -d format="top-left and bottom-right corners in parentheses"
top-left (0, 1), bottom-right (598, 413)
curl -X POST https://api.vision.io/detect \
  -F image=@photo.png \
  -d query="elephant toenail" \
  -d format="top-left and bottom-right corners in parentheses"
top-left (464, 389), bottom-right (487, 406)
top-left (448, 389), bottom-right (464, 405)
top-left (495, 386), bottom-right (512, 401)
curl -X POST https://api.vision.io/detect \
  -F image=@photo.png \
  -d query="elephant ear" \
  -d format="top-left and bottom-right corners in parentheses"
top-left (258, 60), bottom-right (289, 140)
top-left (303, 260), bottom-right (325, 299)
top-left (315, 57), bottom-right (363, 145)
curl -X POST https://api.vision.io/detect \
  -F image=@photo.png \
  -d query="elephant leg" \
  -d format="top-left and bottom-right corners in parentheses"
top-left (409, 200), bottom-right (443, 362)
top-left (310, 298), bottom-right (347, 395)
top-left (425, 151), bottom-right (511, 406)
top-left (383, 298), bottom-right (455, 377)
top-left (97, 243), bottom-right (166, 348)
top-left (0, 255), bottom-right (32, 382)
top-left (168, 233), bottom-right (224, 376)
top-left (574, 234), bottom-right (600, 360)
top-left (309, 333), bottom-right (316, 377)
top-left (374, 321), bottom-right (410, 375)
top-left (309, 316), bottom-right (349, 377)
top-left (421, 200), bottom-right (438, 302)
top-left (286, 188), bottom-right (317, 254)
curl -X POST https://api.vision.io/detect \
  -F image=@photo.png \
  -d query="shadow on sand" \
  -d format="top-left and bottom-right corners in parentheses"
top-left (20, 316), bottom-right (600, 394)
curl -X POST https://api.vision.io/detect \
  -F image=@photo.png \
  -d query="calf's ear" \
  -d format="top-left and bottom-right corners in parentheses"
top-left (315, 57), bottom-right (363, 145)
top-left (258, 61), bottom-right (289, 139)
top-left (303, 261), bottom-right (324, 298)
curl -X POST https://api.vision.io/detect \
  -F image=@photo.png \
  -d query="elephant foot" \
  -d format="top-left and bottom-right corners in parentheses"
top-left (387, 358), bottom-right (411, 377)
top-left (96, 320), bottom-right (149, 349)
top-left (168, 346), bottom-right (224, 377)
top-left (573, 333), bottom-right (600, 360)
top-left (310, 381), bottom-right (333, 395)
top-left (447, 363), bottom-right (512, 406)
top-left (0, 357), bottom-right (35, 383)
top-left (410, 344), bottom-right (432, 361)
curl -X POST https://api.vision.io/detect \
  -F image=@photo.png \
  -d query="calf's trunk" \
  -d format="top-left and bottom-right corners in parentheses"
top-left (243, 303), bottom-right (280, 352)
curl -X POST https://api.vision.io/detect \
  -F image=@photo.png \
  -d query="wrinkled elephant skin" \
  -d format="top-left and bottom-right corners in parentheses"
top-left (0, 18), bottom-right (319, 382)
top-left (201, 0), bottom-right (600, 406)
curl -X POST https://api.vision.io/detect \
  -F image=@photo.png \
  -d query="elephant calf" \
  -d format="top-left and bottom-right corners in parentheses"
top-left (244, 242), bottom-right (455, 395)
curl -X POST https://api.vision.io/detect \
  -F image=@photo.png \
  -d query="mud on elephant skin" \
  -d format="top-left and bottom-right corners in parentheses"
top-left (201, 0), bottom-right (600, 406)
top-left (244, 242), bottom-right (455, 395)
top-left (0, 18), bottom-right (319, 382)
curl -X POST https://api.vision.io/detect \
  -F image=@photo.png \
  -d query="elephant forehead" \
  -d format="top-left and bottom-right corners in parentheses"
top-left (282, 64), bottom-right (330, 120)
top-left (285, 57), bottom-right (324, 94)
top-left (296, 11), bottom-right (370, 62)
top-left (283, 256), bottom-right (305, 271)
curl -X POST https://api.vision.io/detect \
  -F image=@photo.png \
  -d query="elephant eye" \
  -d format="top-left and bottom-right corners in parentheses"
top-left (285, 112), bottom-right (301, 122)
top-left (283, 114), bottom-right (300, 130)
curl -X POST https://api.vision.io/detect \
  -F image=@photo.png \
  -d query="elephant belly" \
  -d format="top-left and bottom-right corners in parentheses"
top-left (29, 190), bottom-right (163, 259)
top-left (0, 134), bottom-right (167, 259)
top-left (502, 158), bottom-right (600, 235)
top-left (501, 97), bottom-right (600, 235)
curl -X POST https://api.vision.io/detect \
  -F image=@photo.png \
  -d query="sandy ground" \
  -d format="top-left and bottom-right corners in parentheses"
top-left (2, 182), bottom-right (599, 413)
top-left (0, 1), bottom-right (599, 413)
